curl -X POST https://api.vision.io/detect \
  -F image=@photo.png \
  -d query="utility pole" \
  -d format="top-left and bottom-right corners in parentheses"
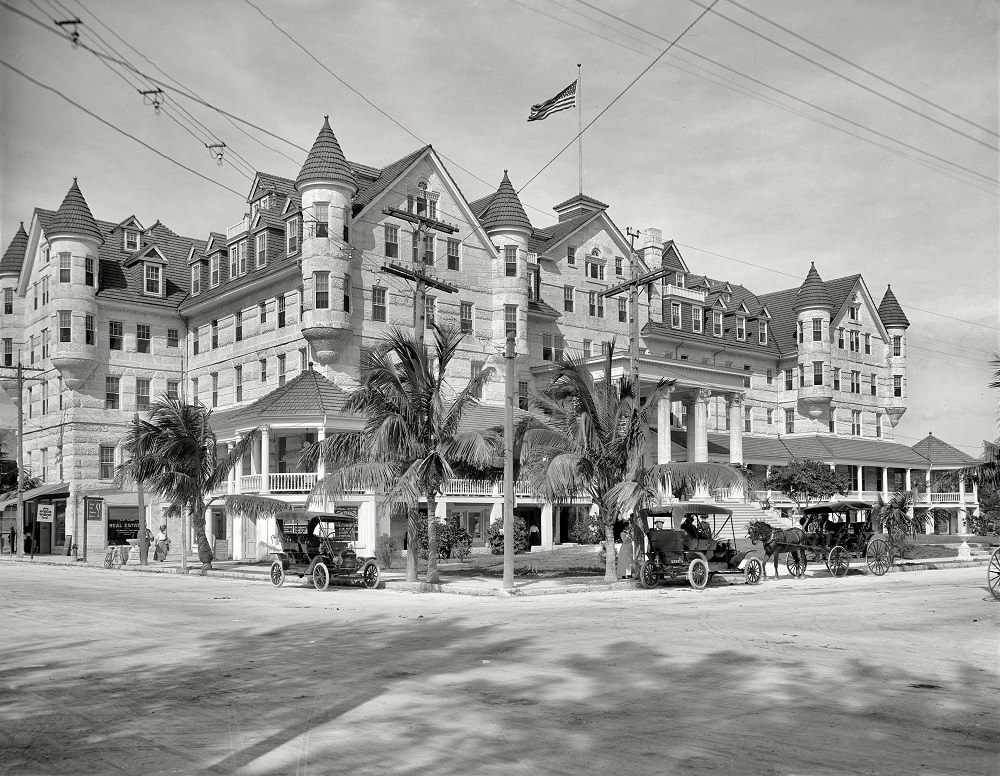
top-left (599, 264), bottom-right (672, 386)
top-left (503, 333), bottom-right (516, 591)
top-left (381, 205), bottom-right (459, 582)
top-left (0, 361), bottom-right (44, 559)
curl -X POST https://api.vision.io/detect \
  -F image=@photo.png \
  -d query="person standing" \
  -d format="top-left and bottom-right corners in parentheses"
top-left (8, 525), bottom-right (15, 555)
top-left (153, 524), bottom-right (170, 561)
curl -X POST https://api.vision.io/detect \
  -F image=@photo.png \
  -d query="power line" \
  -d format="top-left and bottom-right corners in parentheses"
top-left (568, 0), bottom-right (997, 187)
top-left (518, 0), bottom-right (720, 194)
top-left (0, 59), bottom-right (246, 199)
top-left (684, 0), bottom-right (998, 151)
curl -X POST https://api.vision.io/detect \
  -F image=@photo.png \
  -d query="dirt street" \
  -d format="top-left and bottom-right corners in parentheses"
top-left (1, 563), bottom-right (996, 776)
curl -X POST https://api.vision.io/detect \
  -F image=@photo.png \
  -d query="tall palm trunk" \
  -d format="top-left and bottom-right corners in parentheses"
top-left (406, 506), bottom-right (418, 582)
top-left (426, 491), bottom-right (440, 584)
top-left (603, 522), bottom-right (617, 583)
top-left (191, 494), bottom-right (214, 570)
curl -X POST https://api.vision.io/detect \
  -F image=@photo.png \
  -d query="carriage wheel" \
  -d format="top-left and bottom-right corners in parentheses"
top-left (785, 551), bottom-right (807, 579)
top-left (867, 538), bottom-right (891, 576)
top-left (687, 558), bottom-right (709, 590)
top-left (269, 560), bottom-right (286, 587)
top-left (744, 556), bottom-right (763, 586)
top-left (361, 561), bottom-right (380, 589)
top-left (827, 546), bottom-right (850, 578)
top-left (312, 563), bottom-right (330, 591)
top-left (638, 560), bottom-right (659, 589)
top-left (987, 547), bottom-right (1000, 601)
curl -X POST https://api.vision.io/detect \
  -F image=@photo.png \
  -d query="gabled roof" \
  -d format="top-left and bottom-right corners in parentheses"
top-left (353, 146), bottom-right (429, 209)
top-left (527, 299), bottom-right (561, 319)
top-left (660, 241), bottom-right (688, 274)
top-left (911, 433), bottom-right (977, 466)
top-left (229, 368), bottom-right (350, 420)
top-left (249, 172), bottom-right (297, 203)
top-left (49, 179), bottom-right (103, 243)
top-left (109, 215), bottom-right (144, 234)
top-left (795, 263), bottom-right (830, 311)
top-left (473, 171), bottom-right (532, 233)
top-left (527, 211), bottom-right (594, 254)
top-left (0, 222), bottom-right (28, 276)
top-left (878, 285), bottom-right (910, 329)
top-left (295, 116), bottom-right (358, 191)
top-left (758, 272), bottom-right (864, 355)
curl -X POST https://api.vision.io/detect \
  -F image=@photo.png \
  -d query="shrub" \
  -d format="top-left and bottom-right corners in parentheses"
top-left (374, 533), bottom-right (399, 569)
top-left (568, 509), bottom-right (602, 544)
top-left (967, 511), bottom-right (1000, 536)
top-left (485, 515), bottom-right (529, 555)
top-left (413, 515), bottom-right (473, 559)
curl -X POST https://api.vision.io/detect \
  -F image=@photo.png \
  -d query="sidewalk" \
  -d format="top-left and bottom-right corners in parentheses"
top-left (0, 550), bottom-right (987, 596)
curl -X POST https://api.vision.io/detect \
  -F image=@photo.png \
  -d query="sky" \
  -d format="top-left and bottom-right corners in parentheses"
top-left (0, 0), bottom-right (997, 456)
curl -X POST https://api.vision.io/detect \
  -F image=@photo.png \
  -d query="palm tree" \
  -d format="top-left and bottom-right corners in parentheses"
top-left (301, 326), bottom-right (498, 583)
top-left (0, 430), bottom-right (40, 495)
top-left (115, 397), bottom-right (269, 571)
top-left (872, 489), bottom-right (932, 553)
top-left (520, 352), bottom-right (747, 582)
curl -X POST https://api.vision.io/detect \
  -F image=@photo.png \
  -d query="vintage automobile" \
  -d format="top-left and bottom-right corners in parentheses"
top-left (634, 502), bottom-right (764, 590)
top-left (270, 510), bottom-right (380, 590)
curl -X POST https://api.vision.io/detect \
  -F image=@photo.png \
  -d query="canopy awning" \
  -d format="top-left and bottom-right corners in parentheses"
top-left (0, 482), bottom-right (70, 511)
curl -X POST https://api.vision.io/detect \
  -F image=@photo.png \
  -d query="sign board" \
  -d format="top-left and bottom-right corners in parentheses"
top-left (86, 499), bottom-right (104, 521)
top-left (107, 508), bottom-right (140, 544)
top-left (37, 504), bottom-right (55, 523)
top-left (213, 539), bottom-right (229, 561)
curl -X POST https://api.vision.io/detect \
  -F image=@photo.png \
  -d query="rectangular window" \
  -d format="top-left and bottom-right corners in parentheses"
top-left (566, 245), bottom-right (576, 265)
top-left (892, 336), bottom-right (901, 357)
top-left (163, 328), bottom-right (177, 349)
top-left (277, 295), bottom-right (286, 328)
top-left (671, 302), bottom-right (681, 328)
top-left (693, 307), bottom-right (703, 334)
top-left (767, 409), bottom-right (773, 425)
top-left (193, 329), bottom-right (200, 355)
top-left (797, 321), bottom-right (803, 343)
top-left (851, 370), bottom-right (861, 394)
top-left (235, 365), bottom-right (243, 402)
top-left (83, 315), bottom-right (94, 346)
top-left (58, 310), bottom-right (71, 343)
top-left (852, 330), bottom-right (861, 352)
top-left (586, 260), bottom-right (605, 280)
top-left (258, 300), bottom-right (267, 324)
top-left (471, 361), bottom-right (484, 399)
top-left (234, 311), bottom-right (243, 342)
top-left (589, 291), bottom-right (597, 317)
top-left (41, 277), bottom-right (49, 306)
top-left (30, 334), bottom-right (35, 363)
top-left (864, 333), bottom-right (871, 355)
top-left (784, 408), bottom-right (795, 433)
top-left (518, 381), bottom-right (529, 410)
top-left (254, 232), bottom-right (266, 268)
top-left (852, 410), bottom-right (861, 436)
top-left (99, 445), bottom-right (116, 480)
top-left (314, 271), bottom-right (330, 309)
top-left (41, 383), bottom-right (48, 415)
top-left (145, 264), bottom-right (161, 295)
top-left (893, 375), bottom-right (902, 397)
top-left (2, 338), bottom-right (11, 367)
top-left (505, 246), bottom-right (517, 277)
top-left (237, 241), bottom-right (247, 276)
top-left (758, 320), bottom-right (767, 344)
top-left (105, 376), bottom-right (120, 410)
top-left (784, 370), bottom-right (792, 390)
top-left (447, 238), bottom-right (460, 271)
top-left (799, 363), bottom-right (806, 388)
top-left (343, 275), bottom-right (351, 313)
top-left (849, 306), bottom-right (858, 321)
top-left (260, 358), bottom-right (267, 384)
top-left (734, 316), bottom-right (745, 341)
top-left (412, 232), bottom-right (434, 264)
top-left (744, 406), bottom-right (751, 433)
top-left (372, 287), bottom-right (387, 322)
top-left (137, 324), bottom-right (151, 353)
top-left (278, 354), bottom-right (286, 387)
top-left (109, 321), bottom-right (123, 350)
top-left (191, 377), bottom-right (198, 404)
top-left (870, 374), bottom-right (877, 396)
top-left (384, 225), bottom-right (399, 259)
top-left (211, 320), bottom-right (219, 350)
top-left (424, 295), bottom-right (436, 328)
top-left (313, 202), bottom-right (329, 238)
top-left (618, 298), bottom-right (627, 323)
top-left (582, 339), bottom-right (591, 357)
top-left (713, 311), bottom-right (723, 337)
top-left (2, 288), bottom-right (11, 315)
top-left (460, 301), bottom-right (474, 334)
top-left (615, 256), bottom-right (623, 276)
top-left (191, 265), bottom-right (201, 295)
top-left (504, 304), bottom-right (517, 339)
top-left (563, 286), bottom-right (574, 313)
top-left (766, 369), bottom-right (773, 385)
top-left (41, 329), bottom-right (49, 359)
top-left (875, 414), bottom-right (882, 438)
top-left (813, 361), bottom-right (823, 386)
top-left (59, 252), bottom-right (71, 283)
top-left (210, 254), bottom-right (220, 287)
top-left (211, 372), bottom-right (218, 408)
top-left (812, 318), bottom-right (822, 342)
top-left (551, 334), bottom-right (562, 361)
top-left (84, 256), bottom-right (94, 287)
top-left (229, 246), bottom-right (238, 280)
top-left (833, 367), bottom-right (841, 390)
top-left (125, 229), bottom-right (139, 252)
top-left (543, 332), bottom-right (553, 361)
top-left (136, 378), bottom-right (151, 410)
top-left (286, 217), bottom-right (300, 254)
top-left (164, 379), bottom-right (177, 401)
top-left (836, 327), bottom-right (843, 349)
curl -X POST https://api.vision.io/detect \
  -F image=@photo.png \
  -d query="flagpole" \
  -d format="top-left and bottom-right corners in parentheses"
top-left (577, 63), bottom-right (583, 195)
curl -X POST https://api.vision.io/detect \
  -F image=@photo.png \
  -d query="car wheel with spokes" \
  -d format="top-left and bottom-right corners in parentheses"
top-left (687, 557), bottom-right (709, 590)
top-left (312, 562), bottom-right (330, 591)
top-left (361, 561), bottom-right (380, 589)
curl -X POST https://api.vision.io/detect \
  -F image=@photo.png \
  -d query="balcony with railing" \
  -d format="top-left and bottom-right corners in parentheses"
top-left (661, 284), bottom-right (706, 303)
top-left (226, 216), bottom-right (250, 240)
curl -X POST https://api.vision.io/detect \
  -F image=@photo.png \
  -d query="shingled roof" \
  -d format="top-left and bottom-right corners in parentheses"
top-left (878, 285), bottom-right (910, 329)
top-left (48, 179), bottom-right (103, 243)
top-left (353, 146), bottom-right (429, 209)
top-left (795, 263), bottom-right (830, 311)
top-left (911, 433), bottom-right (976, 466)
top-left (472, 171), bottom-right (532, 233)
top-left (295, 116), bottom-right (358, 191)
top-left (229, 368), bottom-right (350, 421)
top-left (0, 222), bottom-right (28, 276)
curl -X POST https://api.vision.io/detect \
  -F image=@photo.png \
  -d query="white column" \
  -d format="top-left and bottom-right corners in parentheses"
top-left (226, 442), bottom-right (235, 495)
top-left (316, 425), bottom-right (326, 480)
top-left (856, 465), bottom-right (863, 497)
top-left (540, 503), bottom-right (554, 549)
top-left (881, 467), bottom-right (889, 497)
top-left (260, 426), bottom-right (271, 494)
top-left (685, 399), bottom-right (696, 463)
top-left (957, 476), bottom-right (967, 533)
top-left (694, 388), bottom-right (710, 464)
top-left (727, 393), bottom-right (743, 465)
top-left (905, 469), bottom-right (911, 491)
top-left (657, 390), bottom-right (672, 464)
top-left (234, 436), bottom-right (244, 494)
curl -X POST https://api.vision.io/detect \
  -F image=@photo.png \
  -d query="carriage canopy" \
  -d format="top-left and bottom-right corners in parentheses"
top-left (801, 500), bottom-right (873, 516)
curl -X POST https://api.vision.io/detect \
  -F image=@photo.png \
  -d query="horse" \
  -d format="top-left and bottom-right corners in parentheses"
top-left (746, 520), bottom-right (808, 578)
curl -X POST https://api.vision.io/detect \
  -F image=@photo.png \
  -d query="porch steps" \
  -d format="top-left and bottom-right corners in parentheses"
top-left (715, 500), bottom-right (781, 544)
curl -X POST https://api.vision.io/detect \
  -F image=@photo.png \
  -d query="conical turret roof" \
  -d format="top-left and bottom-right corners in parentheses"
top-left (295, 116), bottom-right (358, 191)
top-left (794, 262), bottom-right (830, 311)
top-left (49, 178), bottom-right (104, 243)
top-left (878, 285), bottom-right (910, 329)
top-left (475, 171), bottom-right (532, 233)
top-left (0, 222), bottom-right (28, 276)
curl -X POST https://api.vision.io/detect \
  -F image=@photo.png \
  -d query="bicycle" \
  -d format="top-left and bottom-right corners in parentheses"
top-left (104, 544), bottom-right (128, 569)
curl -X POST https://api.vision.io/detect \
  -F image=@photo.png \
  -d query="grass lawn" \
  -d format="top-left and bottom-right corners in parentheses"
top-left (399, 545), bottom-right (608, 578)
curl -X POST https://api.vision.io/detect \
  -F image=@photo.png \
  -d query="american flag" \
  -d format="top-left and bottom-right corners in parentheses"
top-left (527, 80), bottom-right (577, 122)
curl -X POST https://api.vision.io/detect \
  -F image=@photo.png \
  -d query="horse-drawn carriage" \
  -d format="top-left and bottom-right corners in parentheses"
top-left (634, 503), bottom-right (765, 590)
top-left (269, 510), bottom-right (380, 590)
top-left (747, 500), bottom-right (892, 578)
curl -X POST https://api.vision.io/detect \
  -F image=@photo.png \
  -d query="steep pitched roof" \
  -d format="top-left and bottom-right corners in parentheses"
top-left (0, 222), bottom-right (28, 276)
top-left (758, 273), bottom-right (863, 355)
top-left (229, 368), bottom-right (350, 420)
top-left (353, 146), bottom-right (429, 209)
top-left (49, 179), bottom-right (103, 243)
top-left (527, 211), bottom-right (594, 254)
top-left (878, 285), bottom-right (910, 329)
top-left (473, 171), bottom-right (532, 233)
top-left (911, 433), bottom-right (977, 466)
top-left (795, 263), bottom-right (830, 311)
top-left (295, 116), bottom-right (358, 191)
top-left (251, 172), bottom-right (297, 202)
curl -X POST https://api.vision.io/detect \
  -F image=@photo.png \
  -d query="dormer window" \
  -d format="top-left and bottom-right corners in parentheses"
top-left (286, 216), bottom-right (301, 254)
top-left (125, 229), bottom-right (139, 252)
top-left (712, 311), bottom-right (723, 337)
top-left (675, 272), bottom-right (684, 287)
top-left (758, 320), bottom-right (768, 345)
top-left (692, 306), bottom-right (703, 333)
top-left (191, 265), bottom-right (201, 296)
top-left (736, 316), bottom-right (746, 341)
top-left (255, 232), bottom-right (267, 267)
top-left (144, 263), bottom-right (162, 296)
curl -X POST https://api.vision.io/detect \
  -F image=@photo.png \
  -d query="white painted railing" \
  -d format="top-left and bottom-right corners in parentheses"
top-left (928, 491), bottom-right (967, 504)
top-left (240, 474), bottom-right (262, 492)
top-left (226, 217), bottom-right (249, 239)
top-left (661, 284), bottom-right (706, 303)
top-left (445, 478), bottom-right (496, 497)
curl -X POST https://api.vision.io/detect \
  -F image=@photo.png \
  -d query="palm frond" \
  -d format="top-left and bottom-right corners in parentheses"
top-left (220, 494), bottom-right (289, 519)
